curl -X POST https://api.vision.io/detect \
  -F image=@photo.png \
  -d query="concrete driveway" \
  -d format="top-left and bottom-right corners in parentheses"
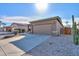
top-left (11, 34), bottom-right (50, 52)
top-left (0, 34), bottom-right (50, 56)
top-left (0, 35), bottom-right (25, 56)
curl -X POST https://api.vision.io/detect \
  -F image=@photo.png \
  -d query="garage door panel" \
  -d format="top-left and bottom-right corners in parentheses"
top-left (33, 24), bottom-right (52, 34)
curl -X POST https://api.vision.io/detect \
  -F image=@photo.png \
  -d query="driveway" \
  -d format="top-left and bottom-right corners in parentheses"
top-left (0, 35), bottom-right (25, 56)
top-left (0, 34), bottom-right (50, 56)
top-left (11, 34), bottom-right (50, 52)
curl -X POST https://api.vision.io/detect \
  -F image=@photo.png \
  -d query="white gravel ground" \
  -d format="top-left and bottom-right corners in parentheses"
top-left (24, 35), bottom-right (79, 56)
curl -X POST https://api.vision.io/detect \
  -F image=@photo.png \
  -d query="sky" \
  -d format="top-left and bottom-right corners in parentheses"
top-left (0, 3), bottom-right (79, 26)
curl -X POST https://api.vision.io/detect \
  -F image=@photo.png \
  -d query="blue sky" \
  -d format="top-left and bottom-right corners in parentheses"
top-left (0, 3), bottom-right (79, 26)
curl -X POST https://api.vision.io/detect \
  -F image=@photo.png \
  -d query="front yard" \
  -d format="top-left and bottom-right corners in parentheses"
top-left (0, 34), bottom-right (79, 56)
top-left (23, 35), bottom-right (79, 56)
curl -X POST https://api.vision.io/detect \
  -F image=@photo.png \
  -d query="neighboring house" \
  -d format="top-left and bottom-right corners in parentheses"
top-left (30, 16), bottom-right (64, 35)
top-left (11, 23), bottom-right (29, 33)
top-left (3, 26), bottom-right (12, 32)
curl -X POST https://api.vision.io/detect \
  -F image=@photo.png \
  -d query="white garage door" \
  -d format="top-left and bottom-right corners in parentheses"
top-left (33, 24), bottom-right (52, 34)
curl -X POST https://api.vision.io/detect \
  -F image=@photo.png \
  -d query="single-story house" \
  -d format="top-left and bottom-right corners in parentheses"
top-left (3, 26), bottom-right (12, 32)
top-left (11, 23), bottom-right (29, 33)
top-left (30, 16), bottom-right (64, 35)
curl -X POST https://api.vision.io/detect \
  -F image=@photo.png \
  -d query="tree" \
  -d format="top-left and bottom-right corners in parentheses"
top-left (0, 21), bottom-right (6, 28)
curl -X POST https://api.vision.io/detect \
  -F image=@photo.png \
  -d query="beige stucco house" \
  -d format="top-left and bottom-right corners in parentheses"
top-left (11, 23), bottom-right (29, 32)
top-left (30, 16), bottom-right (64, 35)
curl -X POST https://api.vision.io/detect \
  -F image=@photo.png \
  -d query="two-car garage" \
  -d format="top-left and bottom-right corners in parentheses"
top-left (30, 16), bottom-right (63, 35)
top-left (32, 24), bottom-right (52, 34)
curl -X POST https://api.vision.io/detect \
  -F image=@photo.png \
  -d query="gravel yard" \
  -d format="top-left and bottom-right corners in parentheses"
top-left (23, 35), bottom-right (79, 56)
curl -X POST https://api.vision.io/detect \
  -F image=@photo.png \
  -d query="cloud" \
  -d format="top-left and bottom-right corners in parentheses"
top-left (74, 18), bottom-right (79, 24)
top-left (2, 16), bottom-right (30, 24)
top-left (0, 16), bottom-right (48, 25)
top-left (1, 16), bottom-right (79, 27)
top-left (0, 16), bottom-right (45, 23)
top-left (62, 17), bottom-right (79, 28)
top-left (62, 18), bottom-right (72, 27)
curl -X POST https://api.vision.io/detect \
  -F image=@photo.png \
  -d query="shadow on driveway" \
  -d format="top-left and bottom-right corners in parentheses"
top-left (10, 34), bottom-right (50, 52)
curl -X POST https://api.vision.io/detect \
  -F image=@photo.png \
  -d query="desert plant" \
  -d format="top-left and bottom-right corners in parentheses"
top-left (72, 15), bottom-right (79, 45)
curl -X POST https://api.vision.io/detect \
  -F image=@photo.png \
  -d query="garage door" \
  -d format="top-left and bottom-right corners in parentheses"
top-left (33, 24), bottom-right (52, 34)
